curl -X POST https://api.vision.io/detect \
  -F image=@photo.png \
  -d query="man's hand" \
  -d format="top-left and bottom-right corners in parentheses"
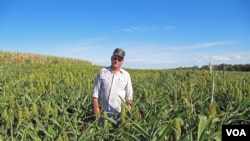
top-left (126, 100), bottom-right (132, 110)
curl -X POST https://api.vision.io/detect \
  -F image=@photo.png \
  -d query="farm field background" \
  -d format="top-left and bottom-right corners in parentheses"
top-left (0, 51), bottom-right (250, 141)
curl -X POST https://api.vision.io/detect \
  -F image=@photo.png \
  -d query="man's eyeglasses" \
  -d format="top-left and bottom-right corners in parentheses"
top-left (112, 57), bottom-right (123, 62)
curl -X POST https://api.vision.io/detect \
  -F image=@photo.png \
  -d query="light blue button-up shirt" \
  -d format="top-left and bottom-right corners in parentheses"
top-left (92, 66), bottom-right (133, 113)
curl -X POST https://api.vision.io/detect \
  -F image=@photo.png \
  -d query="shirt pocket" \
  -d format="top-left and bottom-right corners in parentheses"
top-left (117, 77), bottom-right (127, 89)
top-left (100, 76), bottom-right (112, 89)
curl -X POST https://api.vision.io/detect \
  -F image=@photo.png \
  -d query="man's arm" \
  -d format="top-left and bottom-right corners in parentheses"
top-left (125, 73), bottom-right (133, 110)
top-left (92, 71), bottom-right (101, 115)
top-left (92, 97), bottom-right (100, 115)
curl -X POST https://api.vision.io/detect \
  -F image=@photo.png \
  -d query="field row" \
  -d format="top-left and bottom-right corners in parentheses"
top-left (0, 64), bottom-right (250, 140)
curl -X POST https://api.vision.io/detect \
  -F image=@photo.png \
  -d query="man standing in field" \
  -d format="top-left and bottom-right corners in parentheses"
top-left (92, 48), bottom-right (133, 124)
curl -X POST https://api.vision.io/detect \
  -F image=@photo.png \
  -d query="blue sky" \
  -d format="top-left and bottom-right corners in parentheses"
top-left (0, 0), bottom-right (249, 69)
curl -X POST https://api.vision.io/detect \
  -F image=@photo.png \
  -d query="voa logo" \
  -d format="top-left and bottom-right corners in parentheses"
top-left (226, 129), bottom-right (246, 136)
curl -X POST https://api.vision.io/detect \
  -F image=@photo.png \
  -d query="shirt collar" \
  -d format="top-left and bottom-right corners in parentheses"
top-left (106, 66), bottom-right (124, 74)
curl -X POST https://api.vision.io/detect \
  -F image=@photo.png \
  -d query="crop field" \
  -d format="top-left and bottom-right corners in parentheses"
top-left (0, 51), bottom-right (250, 141)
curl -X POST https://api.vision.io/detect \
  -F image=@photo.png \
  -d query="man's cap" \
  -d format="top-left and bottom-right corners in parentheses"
top-left (112, 48), bottom-right (125, 59)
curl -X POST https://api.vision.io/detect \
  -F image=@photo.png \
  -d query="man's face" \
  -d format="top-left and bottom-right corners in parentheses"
top-left (111, 56), bottom-right (123, 69)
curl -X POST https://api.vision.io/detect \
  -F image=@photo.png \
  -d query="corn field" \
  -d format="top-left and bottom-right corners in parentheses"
top-left (0, 51), bottom-right (250, 141)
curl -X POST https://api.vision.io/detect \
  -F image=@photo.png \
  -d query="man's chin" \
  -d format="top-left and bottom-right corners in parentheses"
top-left (112, 64), bottom-right (120, 68)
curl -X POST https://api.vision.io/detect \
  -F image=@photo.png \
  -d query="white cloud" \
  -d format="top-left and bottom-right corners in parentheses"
top-left (232, 54), bottom-right (244, 60)
top-left (164, 26), bottom-right (176, 31)
top-left (119, 25), bottom-right (175, 33)
top-left (168, 41), bottom-right (234, 51)
top-left (212, 56), bottom-right (230, 61)
top-left (120, 26), bottom-right (155, 33)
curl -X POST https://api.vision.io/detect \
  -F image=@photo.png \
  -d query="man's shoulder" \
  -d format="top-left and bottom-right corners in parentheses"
top-left (120, 68), bottom-right (130, 76)
top-left (99, 66), bottom-right (111, 72)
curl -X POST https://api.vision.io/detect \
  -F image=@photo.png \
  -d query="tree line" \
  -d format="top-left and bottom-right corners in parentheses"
top-left (175, 64), bottom-right (250, 72)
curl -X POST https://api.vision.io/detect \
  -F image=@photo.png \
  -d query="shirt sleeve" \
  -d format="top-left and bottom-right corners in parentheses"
top-left (125, 73), bottom-right (133, 101)
top-left (92, 72), bottom-right (101, 99)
